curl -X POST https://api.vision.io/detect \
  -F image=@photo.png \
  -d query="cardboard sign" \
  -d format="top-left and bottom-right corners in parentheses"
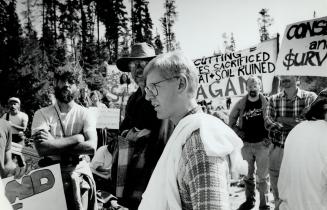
top-left (89, 107), bottom-right (120, 129)
top-left (194, 38), bottom-right (277, 101)
top-left (276, 16), bottom-right (327, 76)
top-left (2, 164), bottom-right (67, 210)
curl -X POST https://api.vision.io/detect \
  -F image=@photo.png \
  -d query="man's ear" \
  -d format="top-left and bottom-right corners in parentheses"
top-left (177, 75), bottom-right (188, 92)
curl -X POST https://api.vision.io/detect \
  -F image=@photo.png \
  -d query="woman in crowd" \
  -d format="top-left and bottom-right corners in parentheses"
top-left (90, 90), bottom-right (107, 108)
top-left (278, 89), bottom-right (327, 210)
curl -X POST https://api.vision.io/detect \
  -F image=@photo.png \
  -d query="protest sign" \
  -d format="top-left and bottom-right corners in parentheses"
top-left (89, 107), bottom-right (120, 129)
top-left (275, 16), bottom-right (327, 76)
top-left (194, 38), bottom-right (277, 101)
top-left (2, 164), bottom-right (67, 210)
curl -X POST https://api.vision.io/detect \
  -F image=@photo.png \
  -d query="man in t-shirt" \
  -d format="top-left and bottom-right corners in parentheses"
top-left (229, 75), bottom-right (270, 210)
top-left (1, 97), bottom-right (28, 145)
top-left (32, 66), bottom-right (98, 210)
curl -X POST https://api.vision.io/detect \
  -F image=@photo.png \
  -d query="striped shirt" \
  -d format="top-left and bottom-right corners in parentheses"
top-left (264, 88), bottom-right (316, 147)
top-left (177, 129), bottom-right (230, 210)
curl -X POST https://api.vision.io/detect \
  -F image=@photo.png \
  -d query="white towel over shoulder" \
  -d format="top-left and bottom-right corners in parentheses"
top-left (138, 112), bottom-right (247, 210)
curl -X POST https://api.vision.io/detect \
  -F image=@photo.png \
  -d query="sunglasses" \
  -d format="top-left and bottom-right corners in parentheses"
top-left (128, 60), bottom-right (149, 71)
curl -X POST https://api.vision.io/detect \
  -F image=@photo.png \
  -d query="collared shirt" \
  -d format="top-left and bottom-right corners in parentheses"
top-left (264, 88), bottom-right (316, 147)
top-left (114, 88), bottom-right (165, 209)
top-left (177, 107), bottom-right (230, 210)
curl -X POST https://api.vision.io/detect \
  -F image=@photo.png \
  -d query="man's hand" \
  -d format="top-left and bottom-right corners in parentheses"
top-left (110, 200), bottom-right (129, 210)
top-left (32, 129), bottom-right (55, 143)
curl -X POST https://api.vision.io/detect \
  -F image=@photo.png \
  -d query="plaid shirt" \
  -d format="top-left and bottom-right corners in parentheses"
top-left (264, 88), bottom-right (317, 147)
top-left (177, 129), bottom-right (230, 210)
top-left (114, 88), bottom-right (165, 209)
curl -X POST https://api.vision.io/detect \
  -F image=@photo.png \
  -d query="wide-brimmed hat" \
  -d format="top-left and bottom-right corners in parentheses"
top-left (116, 42), bottom-right (156, 72)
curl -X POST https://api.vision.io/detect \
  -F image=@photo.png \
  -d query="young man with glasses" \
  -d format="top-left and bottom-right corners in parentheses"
top-left (139, 51), bottom-right (247, 210)
top-left (114, 43), bottom-right (173, 210)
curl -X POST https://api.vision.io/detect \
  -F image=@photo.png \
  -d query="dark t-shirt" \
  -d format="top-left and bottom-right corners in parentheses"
top-left (242, 99), bottom-right (267, 143)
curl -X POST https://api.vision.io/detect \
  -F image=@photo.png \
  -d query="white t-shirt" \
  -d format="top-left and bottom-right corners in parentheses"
top-left (90, 145), bottom-right (112, 179)
top-left (278, 120), bottom-right (327, 210)
top-left (1, 111), bottom-right (28, 134)
top-left (31, 102), bottom-right (96, 162)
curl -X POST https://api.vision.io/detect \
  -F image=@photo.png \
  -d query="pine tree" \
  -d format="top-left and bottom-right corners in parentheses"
top-left (154, 31), bottom-right (164, 54)
top-left (222, 32), bottom-right (236, 53)
top-left (258, 8), bottom-right (273, 42)
top-left (132, 0), bottom-right (153, 43)
top-left (97, 0), bottom-right (128, 63)
top-left (161, 0), bottom-right (177, 52)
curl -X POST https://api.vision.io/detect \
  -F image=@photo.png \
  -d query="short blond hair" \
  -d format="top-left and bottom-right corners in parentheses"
top-left (143, 51), bottom-right (198, 97)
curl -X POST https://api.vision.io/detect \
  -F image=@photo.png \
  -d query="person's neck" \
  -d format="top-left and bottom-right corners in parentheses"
top-left (284, 86), bottom-right (297, 99)
top-left (57, 100), bottom-right (74, 113)
top-left (9, 110), bottom-right (18, 115)
top-left (171, 99), bottom-right (198, 126)
top-left (248, 94), bottom-right (260, 102)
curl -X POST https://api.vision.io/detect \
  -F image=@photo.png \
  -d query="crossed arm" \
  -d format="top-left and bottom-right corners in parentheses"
top-left (32, 109), bottom-right (97, 157)
top-left (33, 129), bottom-right (97, 156)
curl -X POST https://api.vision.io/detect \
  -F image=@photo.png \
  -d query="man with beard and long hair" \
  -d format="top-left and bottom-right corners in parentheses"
top-left (229, 75), bottom-right (270, 210)
top-left (264, 75), bottom-right (316, 208)
top-left (31, 67), bottom-right (98, 210)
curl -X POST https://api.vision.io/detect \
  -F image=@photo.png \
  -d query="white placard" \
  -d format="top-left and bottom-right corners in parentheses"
top-left (275, 16), bottom-right (327, 76)
top-left (89, 107), bottom-right (120, 129)
top-left (2, 164), bottom-right (67, 210)
top-left (194, 38), bottom-right (278, 101)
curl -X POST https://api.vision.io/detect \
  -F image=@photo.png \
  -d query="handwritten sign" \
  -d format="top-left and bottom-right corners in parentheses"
top-left (194, 38), bottom-right (277, 101)
top-left (276, 16), bottom-right (327, 76)
top-left (89, 107), bottom-right (120, 129)
top-left (2, 164), bottom-right (67, 210)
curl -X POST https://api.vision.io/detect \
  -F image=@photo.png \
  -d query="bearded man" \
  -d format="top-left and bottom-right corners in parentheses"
top-left (31, 66), bottom-right (98, 210)
top-left (229, 75), bottom-right (270, 210)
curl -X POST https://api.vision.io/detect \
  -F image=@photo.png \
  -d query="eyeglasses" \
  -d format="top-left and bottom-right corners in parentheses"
top-left (128, 60), bottom-right (149, 71)
top-left (145, 76), bottom-right (179, 96)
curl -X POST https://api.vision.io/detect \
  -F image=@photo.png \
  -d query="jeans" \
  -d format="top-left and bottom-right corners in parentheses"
top-left (268, 145), bottom-right (284, 205)
top-left (241, 141), bottom-right (270, 208)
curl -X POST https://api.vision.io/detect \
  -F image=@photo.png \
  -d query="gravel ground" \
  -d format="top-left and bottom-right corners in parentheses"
top-left (229, 183), bottom-right (275, 210)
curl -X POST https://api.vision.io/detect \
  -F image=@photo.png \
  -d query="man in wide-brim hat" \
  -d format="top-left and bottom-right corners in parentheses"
top-left (116, 42), bottom-right (156, 90)
top-left (112, 42), bottom-right (172, 210)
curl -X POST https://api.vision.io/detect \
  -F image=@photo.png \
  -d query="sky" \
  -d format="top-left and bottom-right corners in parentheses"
top-left (16, 0), bottom-right (327, 60)
top-left (145, 0), bottom-right (327, 59)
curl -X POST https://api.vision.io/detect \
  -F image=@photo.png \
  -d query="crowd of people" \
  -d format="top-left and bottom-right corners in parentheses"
top-left (0, 42), bottom-right (326, 210)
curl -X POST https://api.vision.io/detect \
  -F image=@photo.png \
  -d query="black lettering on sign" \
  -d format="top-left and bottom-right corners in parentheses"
top-left (196, 85), bottom-right (208, 99)
top-left (286, 19), bottom-right (327, 40)
top-left (309, 39), bottom-right (327, 50)
top-left (209, 80), bottom-right (222, 97)
top-left (283, 48), bottom-right (327, 70)
top-left (225, 78), bottom-right (237, 96)
top-left (5, 169), bottom-right (55, 204)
